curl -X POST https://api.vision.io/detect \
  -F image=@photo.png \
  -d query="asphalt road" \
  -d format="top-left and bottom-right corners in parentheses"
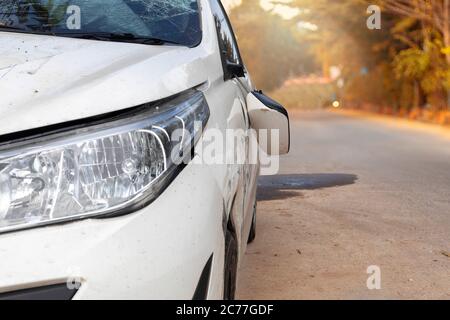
top-left (237, 110), bottom-right (450, 300)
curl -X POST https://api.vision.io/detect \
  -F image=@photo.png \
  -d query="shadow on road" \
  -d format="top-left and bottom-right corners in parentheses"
top-left (257, 173), bottom-right (358, 201)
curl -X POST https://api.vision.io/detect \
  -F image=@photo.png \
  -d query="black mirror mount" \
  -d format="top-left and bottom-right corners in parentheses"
top-left (226, 61), bottom-right (245, 78)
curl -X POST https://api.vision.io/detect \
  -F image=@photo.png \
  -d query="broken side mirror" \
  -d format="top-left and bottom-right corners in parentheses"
top-left (246, 90), bottom-right (290, 155)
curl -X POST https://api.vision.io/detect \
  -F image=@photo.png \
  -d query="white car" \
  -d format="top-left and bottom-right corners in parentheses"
top-left (0, 0), bottom-right (289, 300)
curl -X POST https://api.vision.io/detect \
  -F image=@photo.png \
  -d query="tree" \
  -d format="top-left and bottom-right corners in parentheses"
top-left (290, 0), bottom-right (449, 110)
top-left (292, 0), bottom-right (399, 106)
top-left (228, 0), bottom-right (318, 91)
top-left (380, 0), bottom-right (450, 107)
top-left (382, 0), bottom-right (450, 63)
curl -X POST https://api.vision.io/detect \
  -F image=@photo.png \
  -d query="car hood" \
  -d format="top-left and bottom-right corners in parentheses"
top-left (0, 32), bottom-right (211, 136)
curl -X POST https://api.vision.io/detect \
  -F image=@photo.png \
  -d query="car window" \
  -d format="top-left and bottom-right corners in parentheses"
top-left (209, 0), bottom-right (242, 78)
top-left (0, 0), bottom-right (202, 47)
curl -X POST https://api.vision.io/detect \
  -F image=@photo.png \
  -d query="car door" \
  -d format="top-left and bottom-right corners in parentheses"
top-left (209, 0), bottom-right (252, 254)
top-left (211, 2), bottom-right (258, 247)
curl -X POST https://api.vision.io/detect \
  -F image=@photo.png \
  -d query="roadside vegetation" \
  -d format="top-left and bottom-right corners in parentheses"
top-left (269, 82), bottom-right (334, 110)
top-left (228, 0), bottom-right (450, 124)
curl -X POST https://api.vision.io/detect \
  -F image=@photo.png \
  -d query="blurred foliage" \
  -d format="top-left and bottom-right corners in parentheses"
top-left (269, 83), bottom-right (335, 110)
top-left (228, 0), bottom-right (318, 92)
top-left (229, 0), bottom-right (450, 111)
top-left (295, 0), bottom-right (450, 110)
top-left (29, 0), bottom-right (68, 28)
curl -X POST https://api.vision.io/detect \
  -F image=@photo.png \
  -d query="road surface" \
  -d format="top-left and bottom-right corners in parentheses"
top-left (237, 110), bottom-right (450, 300)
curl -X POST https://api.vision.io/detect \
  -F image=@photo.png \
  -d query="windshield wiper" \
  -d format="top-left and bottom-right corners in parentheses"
top-left (0, 28), bottom-right (183, 46)
top-left (57, 32), bottom-right (182, 46)
top-left (0, 25), bottom-right (25, 32)
top-left (0, 25), bottom-right (58, 36)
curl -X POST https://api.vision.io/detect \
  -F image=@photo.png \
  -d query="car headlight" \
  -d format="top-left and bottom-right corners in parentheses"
top-left (0, 90), bottom-right (209, 233)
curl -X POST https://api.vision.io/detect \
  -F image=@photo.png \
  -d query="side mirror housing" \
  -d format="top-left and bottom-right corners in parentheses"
top-left (246, 90), bottom-right (290, 155)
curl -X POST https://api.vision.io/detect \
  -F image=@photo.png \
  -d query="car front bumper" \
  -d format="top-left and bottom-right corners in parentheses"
top-left (0, 161), bottom-right (226, 300)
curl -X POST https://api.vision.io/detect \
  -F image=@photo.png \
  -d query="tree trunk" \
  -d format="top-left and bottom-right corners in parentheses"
top-left (414, 81), bottom-right (421, 109)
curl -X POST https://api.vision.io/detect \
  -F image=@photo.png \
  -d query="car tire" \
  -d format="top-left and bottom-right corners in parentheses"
top-left (223, 230), bottom-right (238, 300)
top-left (247, 203), bottom-right (257, 244)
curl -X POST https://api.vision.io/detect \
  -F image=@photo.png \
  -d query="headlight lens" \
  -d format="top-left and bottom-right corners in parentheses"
top-left (0, 91), bottom-right (209, 233)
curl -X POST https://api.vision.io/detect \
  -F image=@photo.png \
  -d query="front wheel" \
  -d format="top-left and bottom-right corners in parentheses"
top-left (247, 203), bottom-right (257, 244)
top-left (223, 230), bottom-right (238, 300)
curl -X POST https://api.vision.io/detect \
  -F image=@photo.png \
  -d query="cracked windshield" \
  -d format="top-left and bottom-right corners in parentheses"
top-left (0, 0), bottom-right (202, 46)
